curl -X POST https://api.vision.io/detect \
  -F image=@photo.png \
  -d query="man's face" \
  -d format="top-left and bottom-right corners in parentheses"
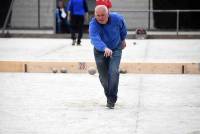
top-left (95, 9), bottom-right (108, 24)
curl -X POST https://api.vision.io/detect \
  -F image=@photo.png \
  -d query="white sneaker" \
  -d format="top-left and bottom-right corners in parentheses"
top-left (72, 39), bottom-right (76, 46)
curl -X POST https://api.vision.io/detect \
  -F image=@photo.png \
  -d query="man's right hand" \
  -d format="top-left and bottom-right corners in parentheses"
top-left (104, 48), bottom-right (113, 57)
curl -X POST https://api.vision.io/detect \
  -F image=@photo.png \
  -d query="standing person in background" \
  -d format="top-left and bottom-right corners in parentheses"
top-left (89, 5), bottom-right (127, 109)
top-left (55, 0), bottom-right (70, 33)
top-left (96, 0), bottom-right (112, 9)
top-left (67, 0), bottom-right (88, 46)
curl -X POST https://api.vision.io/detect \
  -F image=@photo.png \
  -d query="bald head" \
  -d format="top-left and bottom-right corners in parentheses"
top-left (95, 5), bottom-right (108, 15)
top-left (95, 5), bottom-right (109, 24)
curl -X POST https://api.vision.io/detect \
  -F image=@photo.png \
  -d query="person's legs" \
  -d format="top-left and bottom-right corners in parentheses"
top-left (56, 20), bottom-right (62, 33)
top-left (55, 10), bottom-right (61, 33)
top-left (107, 48), bottom-right (122, 105)
top-left (77, 16), bottom-right (84, 45)
top-left (94, 48), bottom-right (109, 98)
top-left (55, 14), bottom-right (62, 33)
top-left (63, 19), bottom-right (71, 33)
top-left (94, 48), bottom-right (122, 108)
top-left (70, 15), bottom-right (76, 45)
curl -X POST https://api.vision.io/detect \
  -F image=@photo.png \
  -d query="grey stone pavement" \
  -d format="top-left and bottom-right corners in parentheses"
top-left (0, 38), bottom-right (200, 63)
top-left (0, 38), bottom-right (200, 134)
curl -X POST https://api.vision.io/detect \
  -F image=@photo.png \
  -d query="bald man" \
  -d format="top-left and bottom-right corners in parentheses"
top-left (89, 5), bottom-right (127, 109)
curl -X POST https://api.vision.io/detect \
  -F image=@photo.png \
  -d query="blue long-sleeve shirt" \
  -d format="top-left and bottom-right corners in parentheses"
top-left (89, 13), bottom-right (127, 52)
top-left (67, 0), bottom-right (88, 16)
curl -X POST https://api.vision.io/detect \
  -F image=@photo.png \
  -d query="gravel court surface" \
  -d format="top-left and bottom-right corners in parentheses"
top-left (0, 73), bottom-right (200, 134)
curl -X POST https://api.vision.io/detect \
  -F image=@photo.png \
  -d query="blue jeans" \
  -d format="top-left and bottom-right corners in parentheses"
top-left (56, 18), bottom-right (70, 33)
top-left (94, 47), bottom-right (122, 104)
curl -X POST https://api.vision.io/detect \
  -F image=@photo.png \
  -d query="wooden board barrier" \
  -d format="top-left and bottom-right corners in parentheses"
top-left (0, 61), bottom-right (200, 74)
top-left (26, 61), bottom-right (95, 73)
top-left (0, 61), bottom-right (24, 72)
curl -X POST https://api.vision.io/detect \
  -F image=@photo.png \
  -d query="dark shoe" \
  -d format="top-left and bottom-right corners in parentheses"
top-left (106, 102), bottom-right (115, 109)
top-left (77, 40), bottom-right (81, 46)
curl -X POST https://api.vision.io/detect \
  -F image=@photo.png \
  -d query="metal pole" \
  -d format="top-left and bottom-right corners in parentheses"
top-left (148, 0), bottom-right (151, 30)
top-left (53, 0), bottom-right (57, 34)
top-left (2, 0), bottom-right (15, 34)
top-left (38, 0), bottom-right (40, 29)
top-left (176, 10), bottom-right (179, 36)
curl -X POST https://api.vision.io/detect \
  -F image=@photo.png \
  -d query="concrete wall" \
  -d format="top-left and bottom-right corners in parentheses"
top-left (11, 0), bottom-right (54, 29)
top-left (40, 0), bottom-right (54, 28)
top-left (10, 0), bottom-right (153, 30)
top-left (111, 0), bottom-right (154, 30)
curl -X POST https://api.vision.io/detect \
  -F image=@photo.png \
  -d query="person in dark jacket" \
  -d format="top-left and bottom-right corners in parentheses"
top-left (67, 0), bottom-right (88, 45)
top-left (89, 5), bottom-right (127, 109)
top-left (55, 0), bottom-right (70, 33)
